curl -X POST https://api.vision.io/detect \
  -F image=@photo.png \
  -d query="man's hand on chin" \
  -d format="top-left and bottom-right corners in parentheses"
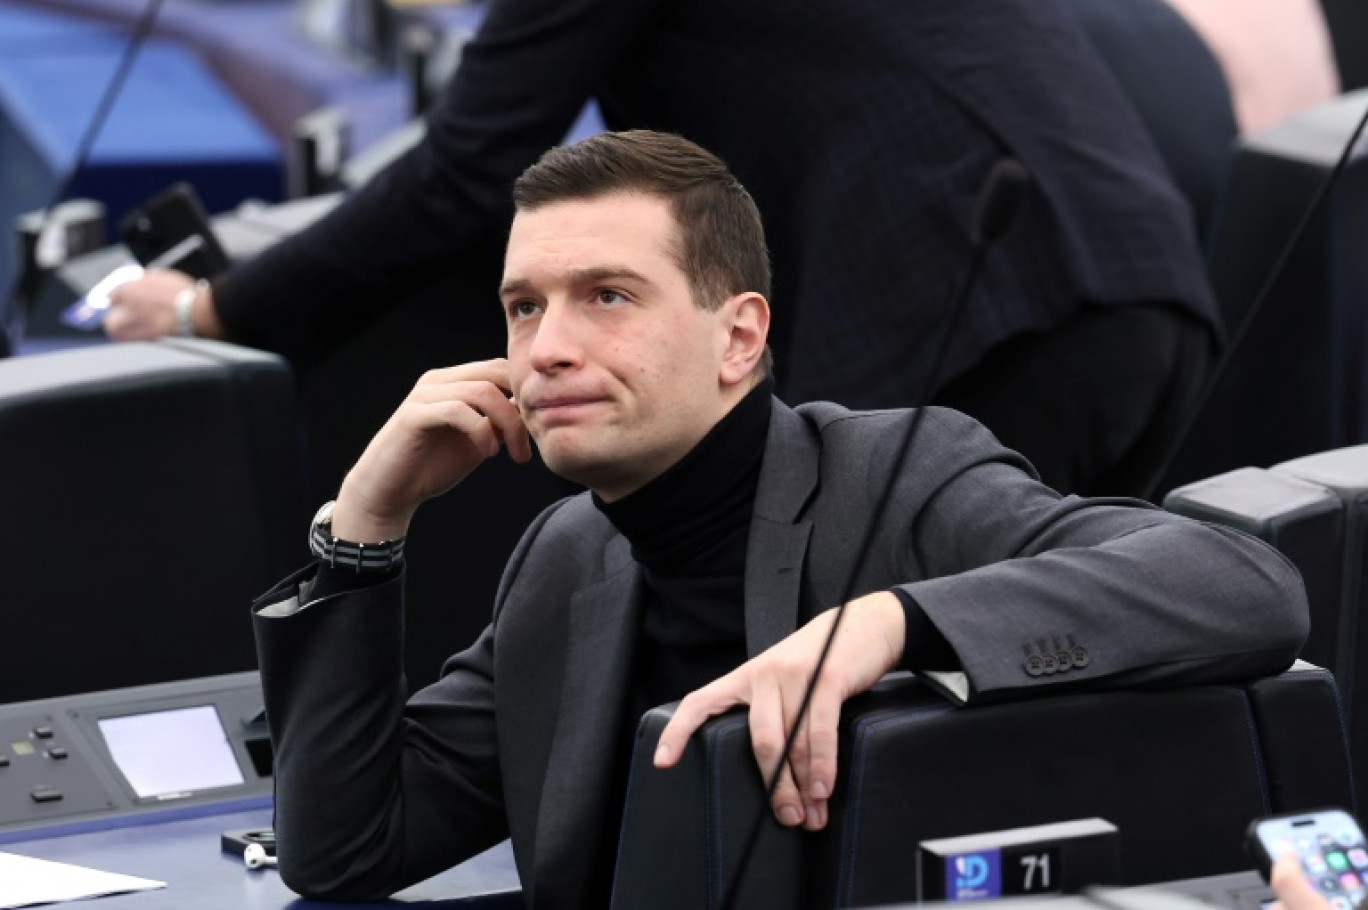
top-left (652, 591), bottom-right (906, 832)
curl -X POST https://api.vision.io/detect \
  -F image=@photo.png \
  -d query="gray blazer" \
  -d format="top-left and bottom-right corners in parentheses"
top-left (253, 400), bottom-right (1308, 907)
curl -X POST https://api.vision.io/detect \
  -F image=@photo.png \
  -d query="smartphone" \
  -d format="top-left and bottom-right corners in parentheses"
top-left (118, 183), bottom-right (229, 280)
top-left (1247, 808), bottom-right (1368, 910)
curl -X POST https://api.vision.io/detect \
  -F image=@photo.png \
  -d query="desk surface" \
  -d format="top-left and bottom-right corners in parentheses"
top-left (5, 804), bottom-right (522, 909)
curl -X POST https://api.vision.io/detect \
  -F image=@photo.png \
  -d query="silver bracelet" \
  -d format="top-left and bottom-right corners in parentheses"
top-left (173, 280), bottom-right (208, 338)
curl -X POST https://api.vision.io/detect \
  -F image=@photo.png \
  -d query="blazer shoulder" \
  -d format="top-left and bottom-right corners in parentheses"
top-left (795, 401), bottom-right (994, 451)
top-left (793, 401), bottom-right (1038, 495)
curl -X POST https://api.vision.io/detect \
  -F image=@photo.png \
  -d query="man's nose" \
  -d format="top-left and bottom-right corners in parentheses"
top-left (528, 301), bottom-right (583, 373)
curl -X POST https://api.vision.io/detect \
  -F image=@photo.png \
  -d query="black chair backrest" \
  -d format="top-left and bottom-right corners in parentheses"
top-left (613, 667), bottom-right (1353, 909)
top-left (0, 339), bottom-right (307, 703)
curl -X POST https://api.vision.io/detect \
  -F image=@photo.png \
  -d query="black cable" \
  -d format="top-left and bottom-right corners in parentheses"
top-left (1140, 99), bottom-right (1368, 502)
top-left (719, 159), bottom-right (1031, 908)
top-left (2, 0), bottom-right (167, 350)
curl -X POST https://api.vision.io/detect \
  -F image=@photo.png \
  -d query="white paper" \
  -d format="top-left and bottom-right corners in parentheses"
top-left (0, 852), bottom-right (164, 908)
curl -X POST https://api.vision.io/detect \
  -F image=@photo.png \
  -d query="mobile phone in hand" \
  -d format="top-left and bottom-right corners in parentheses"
top-left (119, 183), bottom-right (229, 280)
top-left (1247, 808), bottom-right (1368, 909)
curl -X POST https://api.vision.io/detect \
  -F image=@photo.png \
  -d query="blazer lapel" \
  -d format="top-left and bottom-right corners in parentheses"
top-left (744, 401), bottom-right (822, 656)
top-left (532, 536), bottom-right (643, 910)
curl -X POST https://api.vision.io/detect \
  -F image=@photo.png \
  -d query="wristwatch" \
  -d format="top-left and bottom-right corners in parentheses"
top-left (173, 279), bottom-right (208, 338)
top-left (308, 500), bottom-right (406, 573)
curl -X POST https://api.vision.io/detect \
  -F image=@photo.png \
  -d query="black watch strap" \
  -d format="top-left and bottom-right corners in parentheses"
top-left (309, 500), bottom-right (405, 573)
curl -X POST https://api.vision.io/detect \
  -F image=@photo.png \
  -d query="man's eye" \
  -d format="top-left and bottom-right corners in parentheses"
top-left (509, 300), bottom-right (540, 319)
top-left (596, 289), bottom-right (625, 306)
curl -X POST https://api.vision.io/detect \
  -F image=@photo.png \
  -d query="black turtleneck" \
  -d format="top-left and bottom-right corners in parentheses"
top-left (595, 377), bottom-right (774, 725)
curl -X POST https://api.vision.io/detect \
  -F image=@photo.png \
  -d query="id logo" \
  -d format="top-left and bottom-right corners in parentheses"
top-left (950, 851), bottom-right (1001, 901)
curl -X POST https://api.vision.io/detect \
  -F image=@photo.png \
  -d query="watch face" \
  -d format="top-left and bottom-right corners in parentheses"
top-left (312, 500), bottom-right (336, 530)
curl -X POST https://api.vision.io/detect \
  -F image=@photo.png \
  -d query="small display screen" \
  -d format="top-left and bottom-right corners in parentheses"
top-left (97, 706), bottom-right (244, 799)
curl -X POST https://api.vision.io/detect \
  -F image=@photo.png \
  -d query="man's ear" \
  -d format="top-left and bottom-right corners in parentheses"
top-left (719, 292), bottom-right (770, 387)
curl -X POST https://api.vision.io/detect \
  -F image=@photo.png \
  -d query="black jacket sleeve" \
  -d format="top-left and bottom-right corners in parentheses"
top-left (215, 0), bottom-right (666, 363)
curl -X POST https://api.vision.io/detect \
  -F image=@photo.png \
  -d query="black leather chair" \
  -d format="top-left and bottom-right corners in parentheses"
top-left (613, 666), bottom-right (1353, 909)
top-left (1167, 450), bottom-right (1368, 812)
top-left (1271, 448), bottom-right (1368, 809)
top-left (0, 339), bottom-right (307, 703)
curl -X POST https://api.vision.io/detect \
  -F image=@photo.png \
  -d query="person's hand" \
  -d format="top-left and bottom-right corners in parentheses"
top-left (653, 591), bottom-right (906, 832)
top-left (1270, 853), bottom-right (1332, 910)
top-left (105, 269), bottom-right (224, 340)
top-left (330, 360), bottom-right (532, 543)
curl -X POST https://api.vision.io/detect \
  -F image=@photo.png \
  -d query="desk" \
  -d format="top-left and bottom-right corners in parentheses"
top-left (3, 802), bottom-right (522, 909)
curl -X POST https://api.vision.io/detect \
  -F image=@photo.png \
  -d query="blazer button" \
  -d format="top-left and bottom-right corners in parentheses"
top-left (1024, 654), bottom-right (1046, 677)
top-left (1055, 650), bottom-right (1074, 672)
top-left (1072, 646), bottom-right (1091, 668)
top-left (1040, 653), bottom-right (1058, 675)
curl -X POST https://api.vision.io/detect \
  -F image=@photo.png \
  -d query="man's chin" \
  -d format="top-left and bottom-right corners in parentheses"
top-left (538, 443), bottom-right (643, 499)
top-left (539, 444), bottom-right (613, 486)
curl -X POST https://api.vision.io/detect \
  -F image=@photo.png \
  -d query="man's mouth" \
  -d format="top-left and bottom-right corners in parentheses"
top-left (526, 395), bottom-right (607, 424)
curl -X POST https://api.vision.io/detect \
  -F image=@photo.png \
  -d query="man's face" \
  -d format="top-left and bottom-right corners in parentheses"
top-left (501, 192), bottom-right (745, 500)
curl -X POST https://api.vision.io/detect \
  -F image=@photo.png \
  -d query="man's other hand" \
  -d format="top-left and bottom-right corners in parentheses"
top-left (653, 592), bottom-right (906, 832)
top-left (1271, 854), bottom-right (1331, 910)
top-left (331, 360), bottom-right (533, 543)
top-left (105, 269), bottom-right (225, 340)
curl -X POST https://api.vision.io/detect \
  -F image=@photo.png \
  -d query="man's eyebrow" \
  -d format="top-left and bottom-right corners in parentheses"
top-left (499, 278), bottom-right (533, 299)
top-left (498, 267), bottom-right (656, 299)
top-left (568, 266), bottom-right (655, 288)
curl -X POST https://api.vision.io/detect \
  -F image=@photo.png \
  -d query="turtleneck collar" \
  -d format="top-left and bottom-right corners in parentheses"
top-left (594, 377), bottom-right (773, 574)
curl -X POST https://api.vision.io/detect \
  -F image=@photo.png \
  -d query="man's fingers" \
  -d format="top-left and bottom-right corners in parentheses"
top-left (407, 380), bottom-right (532, 462)
top-left (415, 359), bottom-right (511, 393)
top-left (748, 678), bottom-right (804, 827)
top-left (1270, 853), bottom-right (1323, 910)
top-left (803, 679), bottom-right (843, 807)
top-left (653, 676), bottom-right (745, 769)
top-left (405, 381), bottom-right (530, 462)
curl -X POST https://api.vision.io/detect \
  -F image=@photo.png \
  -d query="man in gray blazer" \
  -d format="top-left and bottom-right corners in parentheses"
top-left (252, 131), bottom-right (1308, 908)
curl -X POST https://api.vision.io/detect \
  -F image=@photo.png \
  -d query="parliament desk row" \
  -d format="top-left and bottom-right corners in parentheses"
top-left (0, 665), bottom-right (1346, 908)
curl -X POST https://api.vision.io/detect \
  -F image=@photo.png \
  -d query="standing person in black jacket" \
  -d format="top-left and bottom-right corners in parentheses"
top-left (106, 0), bottom-right (1218, 497)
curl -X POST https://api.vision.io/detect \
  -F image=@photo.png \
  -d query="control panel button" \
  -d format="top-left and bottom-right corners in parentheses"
top-left (32, 726), bottom-right (53, 739)
top-left (46, 747), bottom-right (68, 760)
top-left (30, 787), bottom-right (63, 803)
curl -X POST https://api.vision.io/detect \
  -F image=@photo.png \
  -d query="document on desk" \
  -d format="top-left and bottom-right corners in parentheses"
top-left (0, 851), bottom-right (165, 908)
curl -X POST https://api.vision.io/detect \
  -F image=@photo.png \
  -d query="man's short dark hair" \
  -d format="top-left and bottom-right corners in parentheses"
top-left (514, 130), bottom-right (774, 377)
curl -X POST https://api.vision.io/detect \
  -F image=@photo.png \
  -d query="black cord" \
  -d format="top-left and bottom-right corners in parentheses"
top-left (718, 161), bottom-right (1029, 907)
top-left (719, 250), bottom-right (987, 908)
top-left (2, 0), bottom-right (167, 348)
top-left (1140, 99), bottom-right (1368, 501)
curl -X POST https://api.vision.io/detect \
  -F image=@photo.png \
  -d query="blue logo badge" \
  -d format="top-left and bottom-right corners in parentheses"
top-left (950, 850), bottom-right (1001, 900)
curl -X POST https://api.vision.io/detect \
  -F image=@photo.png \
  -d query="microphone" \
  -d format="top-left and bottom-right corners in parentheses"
top-left (719, 157), bottom-right (1031, 909)
top-left (1140, 99), bottom-right (1368, 501)
top-left (0, 0), bottom-right (167, 352)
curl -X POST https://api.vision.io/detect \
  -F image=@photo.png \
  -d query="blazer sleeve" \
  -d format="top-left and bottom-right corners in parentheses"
top-left (252, 499), bottom-right (569, 900)
top-left (215, 0), bottom-right (667, 363)
top-left (882, 409), bottom-right (1310, 703)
